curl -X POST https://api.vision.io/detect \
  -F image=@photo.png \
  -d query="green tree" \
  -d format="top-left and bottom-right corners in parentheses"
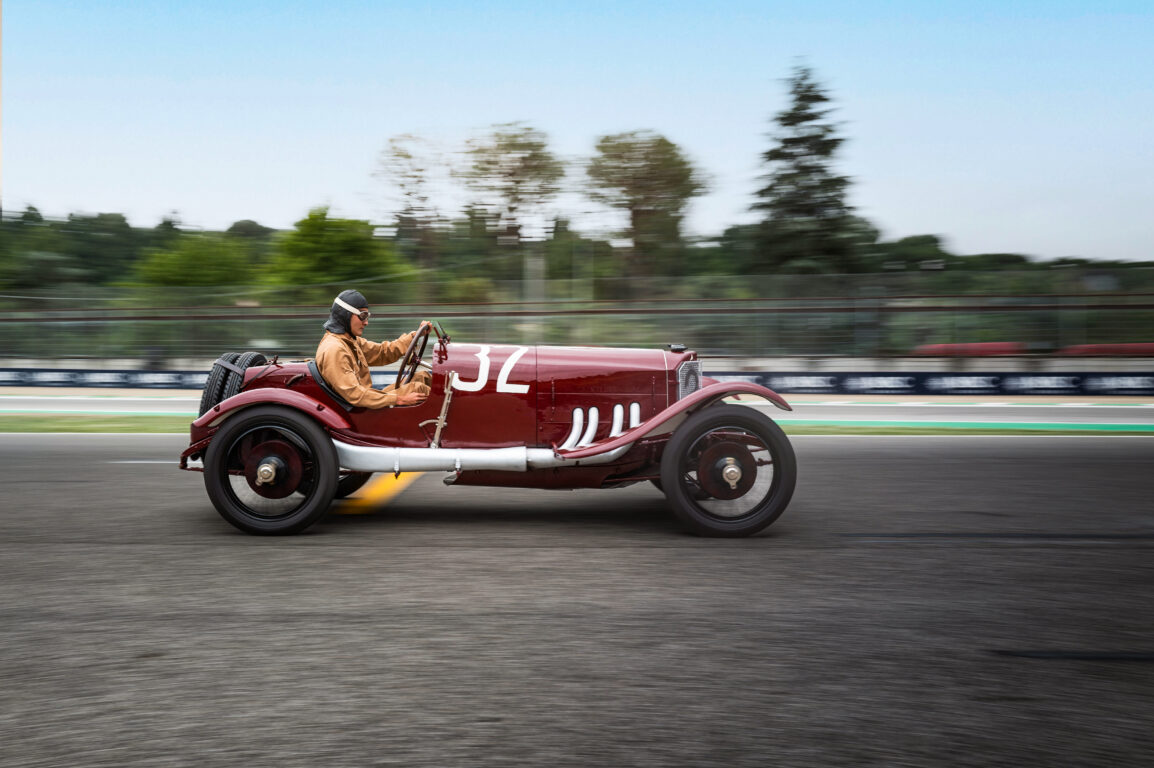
top-left (150, 214), bottom-right (183, 250)
top-left (376, 134), bottom-right (445, 295)
top-left (225, 219), bottom-right (277, 270)
top-left (687, 223), bottom-right (763, 281)
top-left (0, 206), bottom-right (91, 287)
top-left (585, 131), bottom-right (704, 277)
top-left (266, 207), bottom-right (409, 289)
top-left (19, 206), bottom-right (45, 225)
top-left (226, 219), bottom-right (276, 239)
top-left (957, 252), bottom-right (1034, 271)
top-left (437, 205), bottom-right (509, 282)
top-left (137, 233), bottom-right (256, 286)
top-left (60, 212), bottom-right (146, 283)
top-left (462, 122), bottom-right (564, 246)
top-left (754, 66), bottom-right (859, 273)
top-left (868, 234), bottom-right (954, 272)
top-left (544, 218), bottom-right (619, 283)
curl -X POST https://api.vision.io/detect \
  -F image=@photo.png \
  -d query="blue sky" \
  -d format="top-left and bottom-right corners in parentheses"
top-left (6, 1), bottom-right (1153, 260)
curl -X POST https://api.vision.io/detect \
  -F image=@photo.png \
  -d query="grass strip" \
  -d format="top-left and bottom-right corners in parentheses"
top-left (0, 414), bottom-right (193, 433)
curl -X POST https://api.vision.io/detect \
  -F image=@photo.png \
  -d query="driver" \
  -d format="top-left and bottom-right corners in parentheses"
top-left (315, 289), bottom-right (431, 409)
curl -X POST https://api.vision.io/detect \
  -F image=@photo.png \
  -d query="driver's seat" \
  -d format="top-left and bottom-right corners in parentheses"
top-left (307, 359), bottom-right (356, 412)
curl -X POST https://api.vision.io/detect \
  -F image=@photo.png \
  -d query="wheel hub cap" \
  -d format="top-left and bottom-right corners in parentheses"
top-left (697, 441), bottom-right (757, 500)
top-left (721, 458), bottom-right (742, 488)
top-left (256, 459), bottom-right (282, 485)
top-left (244, 439), bottom-right (305, 499)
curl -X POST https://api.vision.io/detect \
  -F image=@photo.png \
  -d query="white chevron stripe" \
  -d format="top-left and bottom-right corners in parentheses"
top-left (610, 404), bottom-right (625, 436)
top-left (577, 406), bottom-right (599, 447)
top-left (559, 408), bottom-right (584, 450)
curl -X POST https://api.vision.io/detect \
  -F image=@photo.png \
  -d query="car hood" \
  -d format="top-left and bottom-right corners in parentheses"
top-left (535, 344), bottom-right (670, 380)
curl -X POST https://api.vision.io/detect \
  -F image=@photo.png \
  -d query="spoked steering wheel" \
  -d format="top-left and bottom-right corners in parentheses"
top-left (394, 322), bottom-right (432, 389)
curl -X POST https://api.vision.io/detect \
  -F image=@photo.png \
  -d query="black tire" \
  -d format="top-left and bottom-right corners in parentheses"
top-left (660, 404), bottom-right (797, 537)
top-left (198, 352), bottom-right (240, 416)
top-left (650, 476), bottom-right (709, 500)
top-left (219, 351), bottom-right (267, 404)
top-left (204, 405), bottom-right (337, 535)
top-left (335, 471), bottom-right (373, 499)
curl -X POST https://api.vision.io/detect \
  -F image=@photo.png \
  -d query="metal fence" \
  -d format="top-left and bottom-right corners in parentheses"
top-left (1, 270), bottom-right (1152, 361)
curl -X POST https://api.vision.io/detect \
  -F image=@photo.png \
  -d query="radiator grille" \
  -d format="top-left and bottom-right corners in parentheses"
top-left (677, 361), bottom-right (702, 400)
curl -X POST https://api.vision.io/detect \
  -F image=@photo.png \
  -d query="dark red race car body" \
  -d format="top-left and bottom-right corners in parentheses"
top-left (182, 334), bottom-right (797, 536)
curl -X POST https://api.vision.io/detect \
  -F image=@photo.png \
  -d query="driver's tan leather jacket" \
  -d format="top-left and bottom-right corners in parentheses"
top-left (315, 330), bottom-right (430, 409)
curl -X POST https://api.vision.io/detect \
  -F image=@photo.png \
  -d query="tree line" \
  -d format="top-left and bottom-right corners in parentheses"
top-left (2, 66), bottom-right (1148, 300)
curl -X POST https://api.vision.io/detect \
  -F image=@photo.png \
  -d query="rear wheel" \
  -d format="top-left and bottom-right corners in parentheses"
top-left (204, 405), bottom-right (337, 535)
top-left (660, 405), bottom-right (796, 537)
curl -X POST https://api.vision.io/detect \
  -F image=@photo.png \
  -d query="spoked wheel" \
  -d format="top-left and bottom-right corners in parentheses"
top-left (335, 471), bottom-right (373, 499)
top-left (660, 405), bottom-right (797, 537)
top-left (204, 406), bottom-right (337, 535)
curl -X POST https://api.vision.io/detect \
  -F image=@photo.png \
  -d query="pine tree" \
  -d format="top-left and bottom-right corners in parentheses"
top-left (753, 66), bottom-right (859, 273)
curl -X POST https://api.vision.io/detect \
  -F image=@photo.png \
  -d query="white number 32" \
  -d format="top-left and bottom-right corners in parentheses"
top-left (451, 345), bottom-right (530, 394)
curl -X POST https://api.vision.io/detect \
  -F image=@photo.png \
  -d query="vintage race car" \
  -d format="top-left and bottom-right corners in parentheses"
top-left (179, 323), bottom-right (797, 537)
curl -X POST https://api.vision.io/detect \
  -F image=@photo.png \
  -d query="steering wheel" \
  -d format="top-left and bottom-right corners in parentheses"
top-left (394, 323), bottom-right (432, 389)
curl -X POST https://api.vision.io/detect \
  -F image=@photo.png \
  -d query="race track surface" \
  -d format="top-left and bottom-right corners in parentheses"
top-left (2, 434), bottom-right (1152, 766)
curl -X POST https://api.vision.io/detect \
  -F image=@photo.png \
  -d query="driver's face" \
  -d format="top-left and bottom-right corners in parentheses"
top-left (349, 308), bottom-right (369, 337)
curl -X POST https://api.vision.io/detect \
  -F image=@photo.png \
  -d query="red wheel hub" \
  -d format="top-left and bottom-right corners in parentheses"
top-left (243, 439), bottom-right (305, 499)
top-left (696, 440), bottom-right (757, 500)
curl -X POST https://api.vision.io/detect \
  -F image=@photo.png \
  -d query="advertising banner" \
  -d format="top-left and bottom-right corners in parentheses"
top-left (0, 369), bottom-right (1152, 396)
top-left (711, 371), bottom-right (1154, 397)
top-left (0, 369), bottom-right (210, 389)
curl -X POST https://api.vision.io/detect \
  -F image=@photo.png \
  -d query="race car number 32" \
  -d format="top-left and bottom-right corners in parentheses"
top-left (451, 345), bottom-right (530, 394)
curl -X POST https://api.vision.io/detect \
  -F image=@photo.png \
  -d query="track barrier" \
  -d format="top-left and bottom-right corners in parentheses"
top-left (2, 368), bottom-right (1153, 396)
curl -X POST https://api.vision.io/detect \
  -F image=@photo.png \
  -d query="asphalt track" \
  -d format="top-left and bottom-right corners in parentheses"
top-left (2, 433), bottom-right (1152, 766)
top-left (4, 390), bottom-right (1154, 430)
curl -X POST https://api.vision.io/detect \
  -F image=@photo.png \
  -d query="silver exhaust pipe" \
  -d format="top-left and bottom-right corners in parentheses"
top-left (333, 441), bottom-right (633, 475)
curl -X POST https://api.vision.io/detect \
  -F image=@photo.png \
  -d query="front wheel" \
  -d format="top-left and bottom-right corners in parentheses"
top-left (660, 405), bottom-right (796, 537)
top-left (204, 406), bottom-right (338, 535)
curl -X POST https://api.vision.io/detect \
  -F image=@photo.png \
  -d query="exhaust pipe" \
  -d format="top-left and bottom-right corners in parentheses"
top-left (333, 441), bottom-right (633, 475)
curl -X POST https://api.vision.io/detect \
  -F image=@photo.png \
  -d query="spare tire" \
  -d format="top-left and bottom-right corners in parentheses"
top-left (220, 351), bottom-right (268, 403)
top-left (199, 352), bottom-right (241, 416)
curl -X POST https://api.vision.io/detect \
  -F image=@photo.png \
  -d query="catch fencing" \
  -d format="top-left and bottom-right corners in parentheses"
top-left (1, 270), bottom-right (1152, 361)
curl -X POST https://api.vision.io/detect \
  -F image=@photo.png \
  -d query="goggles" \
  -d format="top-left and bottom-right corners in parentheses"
top-left (333, 296), bottom-right (370, 322)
